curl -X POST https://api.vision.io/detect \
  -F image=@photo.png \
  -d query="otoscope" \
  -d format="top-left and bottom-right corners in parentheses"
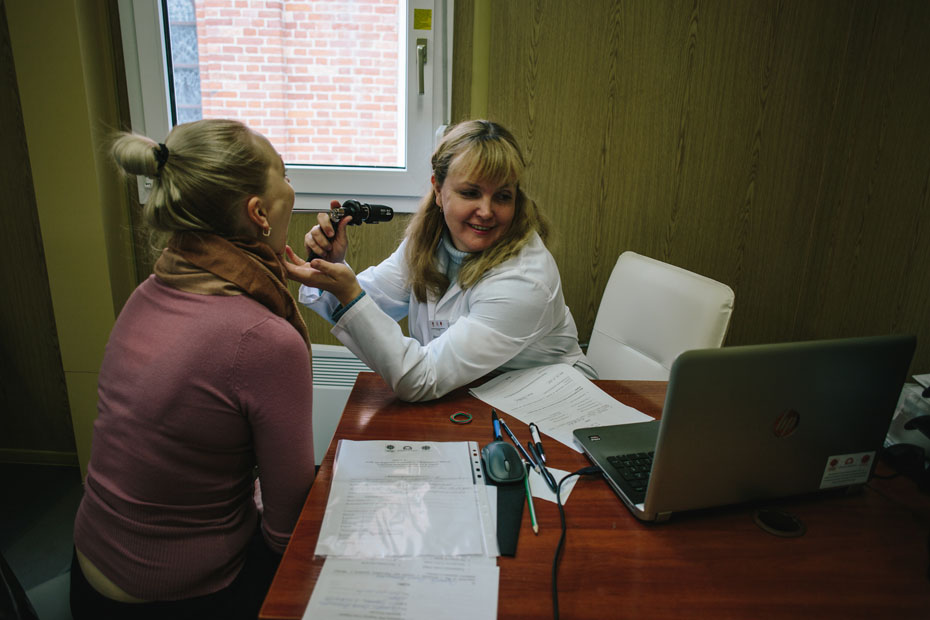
top-left (307, 199), bottom-right (394, 260)
top-left (329, 200), bottom-right (394, 227)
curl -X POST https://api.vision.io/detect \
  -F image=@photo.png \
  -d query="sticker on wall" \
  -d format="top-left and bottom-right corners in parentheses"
top-left (819, 451), bottom-right (875, 489)
top-left (414, 9), bottom-right (432, 30)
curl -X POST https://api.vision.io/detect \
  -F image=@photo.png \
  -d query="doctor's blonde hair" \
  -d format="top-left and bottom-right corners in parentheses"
top-left (404, 120), bottom-right (550, 302)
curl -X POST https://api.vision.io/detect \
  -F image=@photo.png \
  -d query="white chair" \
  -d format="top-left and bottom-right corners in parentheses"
top-left (585, 251), bottom-right (735, 380)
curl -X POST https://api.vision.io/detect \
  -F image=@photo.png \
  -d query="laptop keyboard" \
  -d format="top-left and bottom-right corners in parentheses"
top-left (606, 451), bottom-right (654, 504)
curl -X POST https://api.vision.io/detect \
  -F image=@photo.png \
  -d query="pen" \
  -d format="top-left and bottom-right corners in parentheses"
top-left (523, 460), bottom-right (538, 534)
top-left (528, 441), bottom-right (558, 493)
top-left (498, 417), bottom-right (536, 465)
top-left (529, 422), bottom-right (546, 463)
top-left (491, 409), bottom-right (502, 441)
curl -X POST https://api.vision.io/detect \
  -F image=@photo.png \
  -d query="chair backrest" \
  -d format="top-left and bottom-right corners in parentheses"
top-left (0, 550), bottom-right (39, 620)
top-left (585, 251), bottom-right (735, 380)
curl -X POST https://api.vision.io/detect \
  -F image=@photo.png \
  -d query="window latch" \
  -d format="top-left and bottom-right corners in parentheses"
top-left (417, 38), bottom-right (428, 95)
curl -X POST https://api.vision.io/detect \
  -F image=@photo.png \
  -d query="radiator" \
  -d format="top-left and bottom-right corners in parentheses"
top-left (311, 344), bottom-right (371, 464)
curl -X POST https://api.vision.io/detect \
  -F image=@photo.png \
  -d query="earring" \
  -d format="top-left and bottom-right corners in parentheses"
top-left (262, 226), bottom-right (272, 237)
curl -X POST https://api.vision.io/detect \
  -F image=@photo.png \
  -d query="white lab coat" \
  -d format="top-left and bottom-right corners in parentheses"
top-left (298, 232), bottom-right (596, 401)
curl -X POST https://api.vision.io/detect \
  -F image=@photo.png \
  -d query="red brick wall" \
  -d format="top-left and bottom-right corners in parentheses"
top-left (195, 0), bottom-right (402, 167)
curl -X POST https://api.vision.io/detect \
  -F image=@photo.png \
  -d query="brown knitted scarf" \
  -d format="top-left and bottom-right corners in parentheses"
top-left (154, 231), bottom-right (311, 351)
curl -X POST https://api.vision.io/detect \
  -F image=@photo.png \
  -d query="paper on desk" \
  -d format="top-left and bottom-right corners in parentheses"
top-left (914, 373), bottom-right (930, 389)
top-left (302, 556), bottom-right (499, 620)
top-left (528, 466), bottom-right (579, 503)
top-left (470, 364), bottom-right (653, 453)
top-left (315, 440), bottom-right (497, 558)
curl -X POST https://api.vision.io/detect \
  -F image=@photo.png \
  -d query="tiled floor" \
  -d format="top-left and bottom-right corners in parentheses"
top-left (0, 463), bottom-right (83, 620)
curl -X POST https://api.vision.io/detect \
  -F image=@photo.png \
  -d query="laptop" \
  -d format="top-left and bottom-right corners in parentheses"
top-left (573, 334), bottom-right (916, 522)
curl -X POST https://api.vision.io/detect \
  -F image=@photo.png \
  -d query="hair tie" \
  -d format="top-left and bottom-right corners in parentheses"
top-left (154, 143), bottom-right (170, 171)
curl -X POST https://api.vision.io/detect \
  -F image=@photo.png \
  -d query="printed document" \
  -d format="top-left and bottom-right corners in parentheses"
top-left (470, 364), bottom-right (652, 452)
top-left (315, 440), bottom-right (497, 557)
top-left (302, 556), bottom-right (498, 620)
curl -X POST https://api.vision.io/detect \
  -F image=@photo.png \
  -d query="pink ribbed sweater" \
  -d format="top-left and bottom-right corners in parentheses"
top-left (73, 275), bottom-right (314, 600)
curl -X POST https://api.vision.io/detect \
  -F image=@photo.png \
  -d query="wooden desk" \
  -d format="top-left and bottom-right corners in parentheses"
top-left (261, 373), bottom-right (930, 619)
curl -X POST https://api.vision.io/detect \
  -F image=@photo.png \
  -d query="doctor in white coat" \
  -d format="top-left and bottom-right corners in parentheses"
top-left (284, 120), bottom-right (596, 401)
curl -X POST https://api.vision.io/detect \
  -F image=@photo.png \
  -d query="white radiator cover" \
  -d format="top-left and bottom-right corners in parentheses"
top-left (311, 344), bottom-right (371, 464)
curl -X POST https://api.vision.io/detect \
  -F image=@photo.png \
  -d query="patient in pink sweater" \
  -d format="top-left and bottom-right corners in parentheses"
top-left (71, 119), bottom-right (315, 620)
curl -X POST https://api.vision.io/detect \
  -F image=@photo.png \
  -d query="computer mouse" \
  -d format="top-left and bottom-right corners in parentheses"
top-left (481, 440), bottom-right (525, 483)
top-left (904, 415), bottom-right (930, 440)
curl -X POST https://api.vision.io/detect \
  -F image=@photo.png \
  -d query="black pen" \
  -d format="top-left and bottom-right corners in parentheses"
top-left (491, 409), bottom-right (502, 441)
top-left (529, 422), bottom-right (546, 464)
top-left (497, 417), bottom-right (536, 466)
top-left (523, 440), bottom-right (544, 475)
top-left (528, 441), bottom-right (558, 493)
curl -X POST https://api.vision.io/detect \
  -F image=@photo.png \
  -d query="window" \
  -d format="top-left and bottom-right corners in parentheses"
top-left (164, 0), bottom-right (202, 124)
top-left (118, 0), bottom-right (452, 212)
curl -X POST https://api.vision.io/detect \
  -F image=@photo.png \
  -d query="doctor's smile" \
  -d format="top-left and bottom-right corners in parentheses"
top-left (437, 172), bottom-right (517, 254)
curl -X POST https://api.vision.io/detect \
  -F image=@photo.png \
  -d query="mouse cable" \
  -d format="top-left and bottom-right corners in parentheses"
top-left (551, 465), bottom-right (601, 620)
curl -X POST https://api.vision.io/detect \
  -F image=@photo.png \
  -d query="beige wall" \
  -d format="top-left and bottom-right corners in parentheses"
top-left (3, 0), bottom-right (131, 474)
top-left (0, 0), bottom-right (74, 465)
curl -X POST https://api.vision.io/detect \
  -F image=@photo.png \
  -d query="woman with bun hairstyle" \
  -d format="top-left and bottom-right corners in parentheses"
top-left (70, 119), bottom-right (314, 619)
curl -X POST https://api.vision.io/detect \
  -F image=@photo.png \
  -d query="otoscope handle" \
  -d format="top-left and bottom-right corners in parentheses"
top-left (306, 200), bottom-right (394, 260)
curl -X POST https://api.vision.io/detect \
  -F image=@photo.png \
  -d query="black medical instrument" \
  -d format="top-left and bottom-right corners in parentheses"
top-left (307, 200), bottom-right (394, 260)
top-left (328, 200), bottom-right (394, 226)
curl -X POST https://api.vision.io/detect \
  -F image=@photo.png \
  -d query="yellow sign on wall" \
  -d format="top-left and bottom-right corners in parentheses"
top-left (414, 8), bottom-right (432, 30)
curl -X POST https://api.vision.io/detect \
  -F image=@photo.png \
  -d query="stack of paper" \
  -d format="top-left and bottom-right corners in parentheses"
top-left (305, 440), bottom-right (499, 620)
top-left (304, 556), bottom-right (498, 619)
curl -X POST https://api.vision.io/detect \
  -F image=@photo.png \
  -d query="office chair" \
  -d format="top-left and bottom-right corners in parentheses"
top-left (585, 251), bottom-right (735, 380)
top-left (1, 550), bottom-right (39, 620)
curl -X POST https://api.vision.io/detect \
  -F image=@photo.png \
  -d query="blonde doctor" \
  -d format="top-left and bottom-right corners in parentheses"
top-left (284, 120), bottom-right (596, 401)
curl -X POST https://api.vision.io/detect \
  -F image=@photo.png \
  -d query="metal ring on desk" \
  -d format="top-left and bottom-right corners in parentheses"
top-left (450, 411), bottom-right (473, 424)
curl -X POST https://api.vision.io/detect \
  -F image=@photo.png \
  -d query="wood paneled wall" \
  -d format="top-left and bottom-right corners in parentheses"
top-left (454, 0), bottom-right (930, 373)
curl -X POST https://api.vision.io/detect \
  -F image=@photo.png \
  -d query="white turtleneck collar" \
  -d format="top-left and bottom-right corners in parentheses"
top-left (440, 231), bottom-right (472, 283)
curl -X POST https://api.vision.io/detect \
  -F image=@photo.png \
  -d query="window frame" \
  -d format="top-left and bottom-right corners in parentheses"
top-left (117, 0), bottom-right (453, 213)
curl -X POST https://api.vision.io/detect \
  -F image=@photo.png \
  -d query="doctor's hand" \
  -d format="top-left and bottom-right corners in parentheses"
top-left (284, 246), bottom-right (363, 306)
top-left (304, 200), bottom-right (352, 263)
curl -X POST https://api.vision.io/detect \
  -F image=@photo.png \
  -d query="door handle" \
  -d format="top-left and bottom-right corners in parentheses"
top-left (417, 38), bottom-right (428, 95)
